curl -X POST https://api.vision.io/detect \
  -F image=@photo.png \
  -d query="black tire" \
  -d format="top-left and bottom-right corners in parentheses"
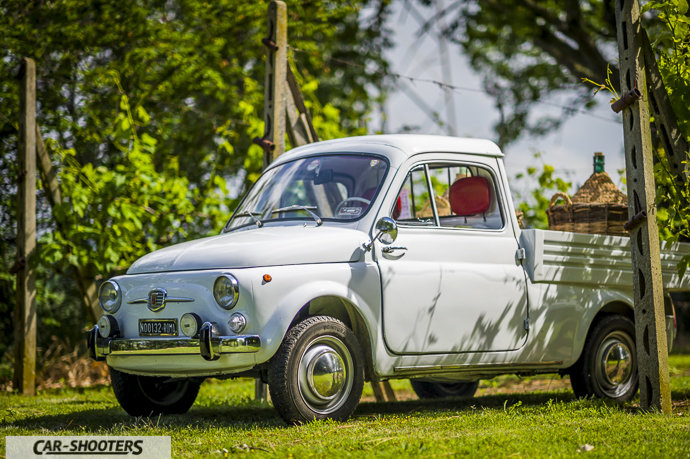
top-left (110, 367), bottom-right (201, 416)
top-left (569, 315), bottom-right (638, 402)
top-left (410, 380), bottom-right (479, 399)
top-left (268, 316), bottom-right (365, 424)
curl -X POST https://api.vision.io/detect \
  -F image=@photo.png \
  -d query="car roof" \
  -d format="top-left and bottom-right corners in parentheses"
top-left (270, 134), bottom-right (503, 169)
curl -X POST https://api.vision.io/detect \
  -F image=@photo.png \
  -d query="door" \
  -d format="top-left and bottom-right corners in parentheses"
top-left (378, 161), bottom-right (528, 354)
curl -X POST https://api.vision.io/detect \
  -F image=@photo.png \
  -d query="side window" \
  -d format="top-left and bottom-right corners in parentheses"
top-left (392, 166), bottom-right (435, 226)
top-left (428, 164), bottom-right (504, 230)
top-left (392, 163), bottom-right (504, 230)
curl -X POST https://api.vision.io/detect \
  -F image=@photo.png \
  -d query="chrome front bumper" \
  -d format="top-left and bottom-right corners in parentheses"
top-left (88, 324), bottom-right (260, 362)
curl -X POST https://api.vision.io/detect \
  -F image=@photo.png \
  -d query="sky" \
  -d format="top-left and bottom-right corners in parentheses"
top-left (373, 1), bottom-right (627, 195)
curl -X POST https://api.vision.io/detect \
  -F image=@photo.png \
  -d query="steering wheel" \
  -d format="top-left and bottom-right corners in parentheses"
top-left (334, 197), bottom-right (372, 216)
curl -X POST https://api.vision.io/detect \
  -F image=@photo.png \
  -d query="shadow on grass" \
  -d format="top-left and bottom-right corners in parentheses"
top-left (15, 390), bottom-right (579, 432)
top-left (354, 391), bottom-right (577, 418)
top-left (14, 386), bottom-right (690, 432)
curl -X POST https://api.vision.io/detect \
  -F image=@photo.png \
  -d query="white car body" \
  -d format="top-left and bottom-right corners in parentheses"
top-left (91, 134), bottom-right (683, 386)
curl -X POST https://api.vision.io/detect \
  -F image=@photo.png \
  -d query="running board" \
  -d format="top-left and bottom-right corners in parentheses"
top-left (394, 360), bottom-right (564, 374)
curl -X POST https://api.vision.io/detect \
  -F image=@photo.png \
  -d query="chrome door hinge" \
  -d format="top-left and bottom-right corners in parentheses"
top-left (516, 248), bottom-right (526, 263)
top-left (524, 317), bottom-right (531, 330)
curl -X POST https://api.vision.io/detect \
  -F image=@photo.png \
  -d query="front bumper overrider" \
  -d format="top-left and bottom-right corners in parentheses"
top-left (88, 323), bottom-right (260, 362)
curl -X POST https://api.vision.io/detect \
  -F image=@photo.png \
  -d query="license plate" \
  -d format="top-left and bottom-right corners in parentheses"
top-left (139, 319), bottom-right (178, 336)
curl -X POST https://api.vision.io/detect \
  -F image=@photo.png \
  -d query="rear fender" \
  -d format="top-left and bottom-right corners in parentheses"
top-left (570, 289), bottom-right (634, 365)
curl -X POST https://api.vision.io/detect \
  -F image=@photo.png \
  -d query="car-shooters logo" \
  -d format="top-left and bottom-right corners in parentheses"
top-left (6, 436), bottom-right (171, 459)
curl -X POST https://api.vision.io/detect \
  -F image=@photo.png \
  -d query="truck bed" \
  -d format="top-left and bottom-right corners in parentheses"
top-left (520, 229), bottom-right (690, 291)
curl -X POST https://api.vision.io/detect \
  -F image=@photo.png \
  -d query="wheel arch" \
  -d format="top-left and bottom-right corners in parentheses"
top-left (292, 295), bottom-right (378, 383)
top-left (569, 295), bottom-right (634, 371)
top-left (256, 279), bottom-right (380, 382)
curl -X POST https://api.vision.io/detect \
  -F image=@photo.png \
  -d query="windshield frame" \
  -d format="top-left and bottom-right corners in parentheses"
top-left (223, 152), bottom-right (391, 233)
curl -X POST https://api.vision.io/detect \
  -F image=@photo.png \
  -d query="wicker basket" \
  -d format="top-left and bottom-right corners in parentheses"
top-left (547, 172), bottom-right (629, 237)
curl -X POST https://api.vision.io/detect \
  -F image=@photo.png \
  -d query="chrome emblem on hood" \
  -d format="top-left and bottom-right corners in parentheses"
top-left (148, 288), bottom-right (167, 312)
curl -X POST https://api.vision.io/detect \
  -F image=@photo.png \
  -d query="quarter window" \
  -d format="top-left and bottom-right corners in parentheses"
top-left (392, 166), bottom-right (435, 226)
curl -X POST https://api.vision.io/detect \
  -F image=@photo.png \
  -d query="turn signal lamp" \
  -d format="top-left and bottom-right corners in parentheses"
top-left (228, 313), bottom-right (247, 334)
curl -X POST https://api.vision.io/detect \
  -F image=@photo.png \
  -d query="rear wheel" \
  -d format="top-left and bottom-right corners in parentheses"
top-left (110, 368), bottom-right (200, 416)
top-left (268, 316), bottom-right (365, 424)
top-left (569, 315), bottom-right (638, 401)
top-left (410, 380), bottom-right (479, 399)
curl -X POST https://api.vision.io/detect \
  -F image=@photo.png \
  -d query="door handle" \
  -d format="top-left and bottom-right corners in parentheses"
top-left (382, 246), bottom-right (407, 253)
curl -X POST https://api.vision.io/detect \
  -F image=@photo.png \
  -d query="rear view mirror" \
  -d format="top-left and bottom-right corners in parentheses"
top-left (365, 217), bottom-right (398, 251)
top-left (313, 169), bottom-right (333, 185)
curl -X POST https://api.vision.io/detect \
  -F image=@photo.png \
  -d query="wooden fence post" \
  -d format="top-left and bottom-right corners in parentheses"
top-left (255, 0), bottom-right (287, 169)
top-left (615, 0), bottom-right (671, 413)
top-left (13, 57), bottom-right (37, 396)
top-left (253, 0), bottom-right (288, 403)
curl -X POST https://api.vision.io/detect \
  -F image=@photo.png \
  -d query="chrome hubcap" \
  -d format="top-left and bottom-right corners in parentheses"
top-left (595, 331), bottom-right (636, 398)
top-left (298, 336), bottom-right (353, 414)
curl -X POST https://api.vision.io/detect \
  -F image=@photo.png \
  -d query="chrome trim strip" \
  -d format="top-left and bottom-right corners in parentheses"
top-left (393, 360), bottom-right (565, 373)
top-left (93, 335), bottom-right (260, 358)
top-left (127, 297), bottom-right (195, 305)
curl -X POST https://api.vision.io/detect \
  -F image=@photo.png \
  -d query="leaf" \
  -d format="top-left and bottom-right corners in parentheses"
top-left (221, 140), bottom-right (234, 155)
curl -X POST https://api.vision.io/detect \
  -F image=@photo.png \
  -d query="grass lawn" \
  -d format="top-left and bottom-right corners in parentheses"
top-left (2, 354), bottom-right (690, 458)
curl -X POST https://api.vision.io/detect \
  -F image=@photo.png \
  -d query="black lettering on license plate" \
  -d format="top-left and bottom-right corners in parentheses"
top-left (139, 320), bottom-right (177, 336)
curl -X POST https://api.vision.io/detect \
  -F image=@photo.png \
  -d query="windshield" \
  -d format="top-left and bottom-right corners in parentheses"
top-left (225, 154), bottom-right (389, 231)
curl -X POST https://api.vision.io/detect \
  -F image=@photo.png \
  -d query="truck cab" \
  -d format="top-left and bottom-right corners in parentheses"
top-left (89, 135), bottom-right (680, 424)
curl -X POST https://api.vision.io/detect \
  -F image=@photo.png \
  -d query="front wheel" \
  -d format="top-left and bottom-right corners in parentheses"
top-left (569, 315), bottom-right (638, 402)
top-left (268, 316), bottom-right (365, 424)
top-left (410, 380), bottom-right (479, 399)
top-left (110, 368), bottom-right (201, 416)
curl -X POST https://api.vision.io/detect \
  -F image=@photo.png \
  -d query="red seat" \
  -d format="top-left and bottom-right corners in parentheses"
top-left (449, 176), bottom-right (491, 216)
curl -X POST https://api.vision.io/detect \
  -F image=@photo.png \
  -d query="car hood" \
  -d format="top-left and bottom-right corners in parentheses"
top-left (127, 226), bottom-right (369, 274)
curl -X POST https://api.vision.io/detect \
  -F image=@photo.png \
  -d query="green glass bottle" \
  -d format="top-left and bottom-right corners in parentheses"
top-left (594, 152), bottom-right (605, 173)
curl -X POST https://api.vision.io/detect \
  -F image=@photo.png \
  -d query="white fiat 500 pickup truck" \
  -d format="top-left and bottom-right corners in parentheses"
top-left (88, 135), bottom-right (684, 424)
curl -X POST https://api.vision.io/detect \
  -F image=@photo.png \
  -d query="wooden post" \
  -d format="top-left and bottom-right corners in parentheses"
top-left (286, 65), bottom-right (319, 146)
top-left (14, 58), bottom-right (37, 396)
top-left (615, 0), bottom-right (671, 413)
top-left (256, 1), bottom-right (288, 168)
top-left (253, 1), bottom-right (288, 402)
top-left (253, 1), bottom-right (398, 404)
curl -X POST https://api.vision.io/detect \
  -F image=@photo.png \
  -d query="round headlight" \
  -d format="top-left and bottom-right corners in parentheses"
top-left (228, 313), bottom-right (247, 334)
top-left (213, 274), bottom-right (239, 309)
top-left (99, 280), bottom-right (121, 313)
top-left (97, 315), bottom-right (120, 338)
top-left (180, 313), bottom-right (202, 338)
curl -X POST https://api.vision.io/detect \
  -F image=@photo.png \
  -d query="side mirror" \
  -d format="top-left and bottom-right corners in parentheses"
top-left (366, 217), bottom-right (398, 251)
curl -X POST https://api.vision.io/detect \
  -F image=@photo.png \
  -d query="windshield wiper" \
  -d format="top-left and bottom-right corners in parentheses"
top-left (235, 211), bottom-right (263, 228)
top-left (271, 205), bottom-right (322, 226)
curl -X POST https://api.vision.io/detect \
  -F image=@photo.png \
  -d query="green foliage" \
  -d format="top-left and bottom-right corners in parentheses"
top-left (642, 1), bottom-right (690, 276)
top-left (41, 84), bottom-right (228, 277)
top-left (643, 0), bottom-right (690, 140)
top-left (0, 0), bottom-right (392, 356)
top-left (581, 63), bottom-right (620, 104)
top-left (512, 153), bottom-right (571, 229)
